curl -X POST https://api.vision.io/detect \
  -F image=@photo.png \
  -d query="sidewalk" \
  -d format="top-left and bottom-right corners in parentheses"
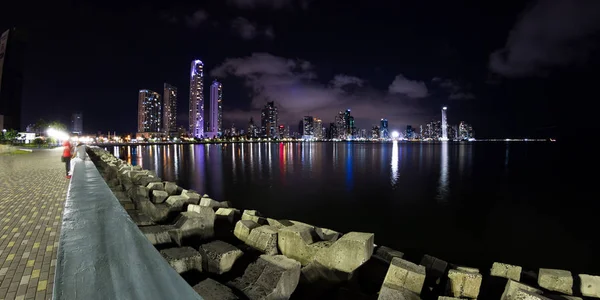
top-left (0, 149), bottom-right (69, 300)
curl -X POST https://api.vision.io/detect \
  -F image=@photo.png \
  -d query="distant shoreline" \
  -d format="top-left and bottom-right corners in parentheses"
top-left (92, 139), bottom-right (553, 147)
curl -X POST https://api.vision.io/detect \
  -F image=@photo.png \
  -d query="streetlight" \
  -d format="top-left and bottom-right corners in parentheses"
top-left (391, 131), bottom-right (400, 139)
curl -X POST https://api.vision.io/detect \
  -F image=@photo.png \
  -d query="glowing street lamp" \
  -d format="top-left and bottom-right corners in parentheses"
top-left (391, 131), bottom-right (400, 139)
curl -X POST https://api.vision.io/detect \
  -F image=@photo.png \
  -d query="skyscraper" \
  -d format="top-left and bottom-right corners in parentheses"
top-left (335, 112), bottom-right (345, 139)
top-left (71, 113), bottom-right (83, 134)
top-left (260, 101), bottom-right (278, 138)
top-left (302, 116), bottom-right (314, 138)
top-left (138, 90), bottom-right (162, 133)
top-left (313, 118), bottom-right (323, 139)
top-left (206, 80), bottom-right (223, 137)
top-left (189, 60), bottom-right (204, 138)
top-left (380, 119), bottom-right (389, 139)
top-left (344, 109), bottom-right (352, 137)
top-left (0, 28), bottom-right (25, 131)
top-left (163, 83), bottom-right (177, 134)
top-left (247, 117), bottom-right (258, 138)
top-left (441, 106), bottom-right (448, 141)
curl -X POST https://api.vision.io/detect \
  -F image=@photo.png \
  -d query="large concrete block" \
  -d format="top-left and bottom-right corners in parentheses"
top-left (491, 262), bottom-right (522, 281)
top-left (160, 247), bottom-right (203, 273)
top-left (200, 240), bottom-right (244, 274)
top-left (382, 257), bottom-right (426, 295)
top-left (378, 285), bottom-right (421, 300)
top-left (170, 211), bottom-right (215, 245)
top-left (229, 255), bottom-right (301, 300)
top-left (514, 289), bottom-right (552, 299)
top-left (538, 268), bottom-right (573, 295)
top-left (200, 197), bottom-right (228, 208)
top-left (140, 225), bottom-right (174, 245)
top-left (146, 182), bottom-right (164, 191)
top-left (216, 208), bottom-right (240, 223)
top-left (126, 210), bottom-right (155, 226)
top-left (300, 259), bottom-right (352, 284)
top-left (193, 278), bottom-right (239, 300)
top-left (267, 218), bottom-right (294, 230)
top-left (246, 225), bottom-right (279, 255)
top-left (500, 279), bottom-right (542, 300)
top-left (164, 182), bottom-right (179, 195)
top-left (278, 225), bottom-right (317, 265)
top-left (447, 269), bottom-right (482, 299)
top-left (139, 176), bottom-right (162, 187)
top-left (152, 190), bottom-right (169, 204)
top-left (315, 227), bottom-right (340, 242)
top-left (314, 232), bottom-right (374, 273)
top-left (242, 210), bottom-right (267, 225)
top-left (165, 195), bottom-right (187, 210)
top-left (579, 274), bottom-right (600, 298)
top-left (181, 189), bottom-right (201, 205)
top-left (234, 220), bottom-right (260, 242)
top-left (375, 246), bottom-right (405, 264)
top-left (420, 254), bottom-right (448, 282)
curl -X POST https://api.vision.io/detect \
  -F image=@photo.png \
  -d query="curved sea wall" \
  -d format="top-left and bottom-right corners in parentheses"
top-left (88, 147), bottom-right (598, 300)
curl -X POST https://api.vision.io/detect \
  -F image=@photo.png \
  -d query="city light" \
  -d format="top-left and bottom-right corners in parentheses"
top-left (391, 131), bottom-right (400, 138)
top-left (47, 128), bottom-right (69, 141)
top-left (443, 106), bottom-right (447, 110)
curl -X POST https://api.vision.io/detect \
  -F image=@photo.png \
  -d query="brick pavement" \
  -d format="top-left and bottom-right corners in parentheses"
top-left (0, 149), bottom-right (69, 300)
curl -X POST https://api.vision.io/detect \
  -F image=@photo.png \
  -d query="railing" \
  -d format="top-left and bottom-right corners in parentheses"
top-left (53, 157), bottom-right (202, 299)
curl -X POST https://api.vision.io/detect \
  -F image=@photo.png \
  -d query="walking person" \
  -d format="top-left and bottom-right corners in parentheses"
top-left (68, 142), bottom-right (88, 177)
top-left (62, 140), bottom-right (72, 179)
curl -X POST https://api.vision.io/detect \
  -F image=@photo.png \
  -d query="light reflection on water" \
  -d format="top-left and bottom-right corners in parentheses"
top-left (436, 142), bottom-right (449, 202)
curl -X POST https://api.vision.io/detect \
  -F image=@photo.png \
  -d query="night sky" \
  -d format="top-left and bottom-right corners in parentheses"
top-left (1, 0), bottom-right (599, 138)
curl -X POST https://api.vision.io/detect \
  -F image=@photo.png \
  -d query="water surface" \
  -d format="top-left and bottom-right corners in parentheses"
top-left (108, 142), bottom-right (595, 273)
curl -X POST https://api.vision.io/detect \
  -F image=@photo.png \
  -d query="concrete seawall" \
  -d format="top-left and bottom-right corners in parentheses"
top-left (87, 147), bottom-right (599, 300)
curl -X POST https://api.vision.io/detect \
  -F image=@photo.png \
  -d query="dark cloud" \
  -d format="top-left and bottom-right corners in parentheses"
top-left (490, 0), bottom-right (600, 77)
top-left (185, 10), bottom-right (209, 28)
top-left (448, 92), bottom-right (475, 100)
top-left (211, 53), bottom-right (430, 128)
top-left (388, 75), bottom-right (428, 98)
top-left (432, 77), bottom-right (476, 101)
top-left (227, 0), bottom-right (310, 10)
top-left (230, 17), bottom-right (273, 40)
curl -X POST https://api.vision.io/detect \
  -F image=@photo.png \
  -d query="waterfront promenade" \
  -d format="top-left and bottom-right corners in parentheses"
top-left (0, 149), bottom-right (68, 300)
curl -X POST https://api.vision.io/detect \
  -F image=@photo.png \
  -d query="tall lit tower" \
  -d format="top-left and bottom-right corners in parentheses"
top-left (207, 80), bottom-right (223, 137)
top-left (163, 83), bottom-right (177, 134)
top-left (380, 118), bottom-right (389, 139)
top-left (441, 106), bottom-right (448, 141)
top-left (138, 90), bottom-right (161, 132)
top-left (189, 60), bottom-right (204, 138)
top-left (260, 101), bottom-right (278, 138)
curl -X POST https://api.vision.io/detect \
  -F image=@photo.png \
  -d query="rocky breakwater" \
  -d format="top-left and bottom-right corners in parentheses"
top-left (88, 147), bottom-right (600, 300)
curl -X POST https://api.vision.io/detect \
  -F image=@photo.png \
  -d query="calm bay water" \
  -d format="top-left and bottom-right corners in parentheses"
top-left (107, 142), bottom-right (596, 273)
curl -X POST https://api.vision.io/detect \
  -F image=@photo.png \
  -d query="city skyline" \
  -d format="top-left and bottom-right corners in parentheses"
top-left (1, 1), bottom-right (598, 139)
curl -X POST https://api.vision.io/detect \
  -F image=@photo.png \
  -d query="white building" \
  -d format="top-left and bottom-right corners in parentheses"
top-left (205, 80), bottom-right (222, 138)
top-left (189, 60), bottom-right (204, 138)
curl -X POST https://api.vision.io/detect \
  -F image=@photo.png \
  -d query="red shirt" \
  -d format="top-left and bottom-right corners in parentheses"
top-left (62, 142), bottom-right (71, 158)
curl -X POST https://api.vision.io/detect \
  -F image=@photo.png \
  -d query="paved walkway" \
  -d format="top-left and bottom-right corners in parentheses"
top-left (0, 149), bottom-right (69, 300)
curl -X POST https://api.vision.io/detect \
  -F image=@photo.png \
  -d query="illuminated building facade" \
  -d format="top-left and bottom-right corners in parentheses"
top-left (441, 106), bottom-right (448, 141)
top-left (380, 119), bottom-right (389, 139)
top-left (163, 83), bottom-right (177, 134)
top-left (206, 80), bottom-right (222, 137)
top-left (138, 89), bottom-right (162, 132)
top-left (189, 60), bottom-right (204, 138)
top-left (260, 101), bottom-right (278, 138)
top-left (71, 113), bottom-right (83, 134)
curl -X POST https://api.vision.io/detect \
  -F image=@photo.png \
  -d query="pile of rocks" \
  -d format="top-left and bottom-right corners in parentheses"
top-left (89, 148), bottom-right (600, 300)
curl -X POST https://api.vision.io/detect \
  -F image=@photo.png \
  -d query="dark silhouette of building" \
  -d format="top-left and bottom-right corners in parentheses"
top-left (0, 28), bottom-right (26, 131)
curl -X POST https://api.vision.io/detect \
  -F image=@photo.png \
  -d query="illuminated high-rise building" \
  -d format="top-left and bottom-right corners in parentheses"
top-left (380, 119), bottom-right (389, 139)
top-left (335, 112), bottom-right (345, 139)
top-left (71, 113), bottom-right (83, 134)
top-left (163, 83), bottom-right (177, 134)
top-left (189, 60), bottom-right (204, 138)
top-left (260, 101), bottom-right (278, 138)
top-left (458, 121), bottom-right (474, 140)
top-left (441, 106), bottom-right (448, 141)
top-left (302, 116), bottom-right (314, 138)
top-left (138, 89), bottom-right (162, 132)
top-left (206, 80), bottom-right (223, 137)
top-left (372, 126), bottom-right (380, 139)
top-left (313, 118), bottom-right (323, 139)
